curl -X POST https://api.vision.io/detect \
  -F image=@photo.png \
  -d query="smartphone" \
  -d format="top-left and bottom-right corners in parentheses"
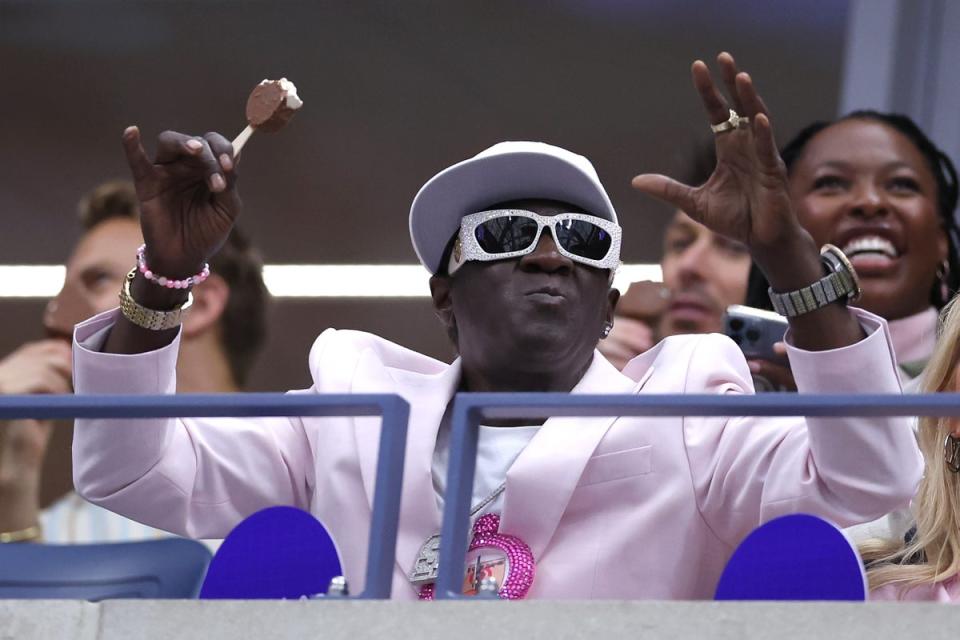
top-left (723, 304), bottom-right (789, 365)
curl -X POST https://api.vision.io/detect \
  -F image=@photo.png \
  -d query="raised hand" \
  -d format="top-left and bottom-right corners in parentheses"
top-left (632, 53), bottom-right (803, 252)
top-left (633, 52), bottom-right (863, 352)
top-left (748, 343), bottom-right (797, 392)
top-left (100, 127), bottom-right (242, 355)
top-left (0, 340), bottom-right (72, 398)
top-left (599, 316), bottom-right (657, 370)
top-left (0, 341), bottom-right (70, 531)
top-left (598, 281), bottom-right (668, 369)
top-left (122, 127), bottom-right (241, 279)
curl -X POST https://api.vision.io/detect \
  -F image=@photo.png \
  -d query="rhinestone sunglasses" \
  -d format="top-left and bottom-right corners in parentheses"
top-left (448, 209), bottom-right (622, 274)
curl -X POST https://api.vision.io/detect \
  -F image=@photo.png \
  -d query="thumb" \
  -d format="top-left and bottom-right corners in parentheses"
top-left (631, 174), bottom-right (699, 218)
top-left (121, 126), bottom-right (154, 184)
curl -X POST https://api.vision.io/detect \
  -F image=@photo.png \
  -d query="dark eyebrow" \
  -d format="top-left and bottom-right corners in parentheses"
top-left (77, 262), bottom-right (123, 282)
top-left (883, 161), bottom-right (917, 172)
top-left (814, 160), bottom-right (918, 173)
top-left (78, 264), bottom-right (110, 277)
top-left (665, 219), bottom-right (696, 235)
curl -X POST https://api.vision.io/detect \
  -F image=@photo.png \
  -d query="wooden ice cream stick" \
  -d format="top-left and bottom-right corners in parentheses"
top-left (232, 125), bottom-right (255, 156)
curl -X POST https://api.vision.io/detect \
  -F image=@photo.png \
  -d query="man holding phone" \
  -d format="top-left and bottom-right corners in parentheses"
top-left (600, 141), bottom-right (751, 357)
top-left (603, 211), bottom-right (753, 360)
top-left (603, 208), bottom-right (796, 389)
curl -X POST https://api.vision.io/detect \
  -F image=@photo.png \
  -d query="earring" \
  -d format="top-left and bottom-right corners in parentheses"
top-left (601, 322), bottom-right (613, 339)
top-left (938, 260), bottom-right (951, 304)
top-left (945, 433), bottom-right (960, 473)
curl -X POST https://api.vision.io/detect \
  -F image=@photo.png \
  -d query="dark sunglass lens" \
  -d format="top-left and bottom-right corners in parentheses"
top-left (554, 219), bottom-right (612, 260)
top-left (475, 216), bottom-right (539, 254)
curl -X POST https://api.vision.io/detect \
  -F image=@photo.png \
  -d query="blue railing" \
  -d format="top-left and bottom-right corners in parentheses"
top-left (434, 392), bottom-right (960, 599)
top-left (0, 393), bottom-right (409, 600)
top-left (6, 392), bottom-right (960, 600)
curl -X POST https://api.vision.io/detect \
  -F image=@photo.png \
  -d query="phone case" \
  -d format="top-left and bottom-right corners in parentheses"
top-left (723, 305), bottom-right (789, 365)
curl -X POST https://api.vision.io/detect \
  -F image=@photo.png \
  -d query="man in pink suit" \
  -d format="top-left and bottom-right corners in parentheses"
top-left (71, 55), bottom-right (921, 599)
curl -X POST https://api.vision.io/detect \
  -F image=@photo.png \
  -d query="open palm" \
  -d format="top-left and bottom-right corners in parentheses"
top-left (633, 53), bottom-right (797, 251)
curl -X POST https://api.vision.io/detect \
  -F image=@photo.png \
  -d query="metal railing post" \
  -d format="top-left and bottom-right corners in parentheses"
top-left (434, 391), bottom-right (960, 600)
top-left (0, 393), bottom-right (410, 599)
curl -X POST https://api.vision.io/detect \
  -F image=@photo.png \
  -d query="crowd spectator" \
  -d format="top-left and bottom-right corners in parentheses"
top-left (745, 111), bottom-right (960, 388)
top-left (866, 297), bottom-right (960, 601)
top-left (604, 111), bottom-right (959, 395)
top-left (604, 54), bottom-right (960, 551)
top-left (735, 108), bottom-right (959, 543)
top-left (0, 181), bottom-right (268, 544)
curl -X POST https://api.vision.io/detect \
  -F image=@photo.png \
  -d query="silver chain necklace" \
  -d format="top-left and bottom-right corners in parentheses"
top-left (469, 482), bottom-right (506, 517)
top-left (409, 481), bottom-right (507, 587)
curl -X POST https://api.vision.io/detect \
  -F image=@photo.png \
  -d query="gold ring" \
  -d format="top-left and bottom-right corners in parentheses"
top-left (711, 109), bottom-right (750, 134)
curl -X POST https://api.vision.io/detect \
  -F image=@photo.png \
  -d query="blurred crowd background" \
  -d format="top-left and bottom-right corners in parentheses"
top-left (0, 0), bottom-right (856, 390)
top-left (2, 0), bottom-right (958, 387)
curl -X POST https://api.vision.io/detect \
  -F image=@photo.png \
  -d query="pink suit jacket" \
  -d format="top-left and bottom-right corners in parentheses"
top-left (72, 308), bottom-right (921, 599)
top-left (871, 577), bottom-right (960, 602)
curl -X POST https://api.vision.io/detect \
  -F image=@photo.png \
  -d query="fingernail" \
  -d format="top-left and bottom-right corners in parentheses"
top-left (219, 154), bottom-right (234, 171)
top-left (186, 139), bottom-right (203, 152)
top-left (747, 361), bottom-right (760, 373)
top-left (210, 173), bottom-right (226, 192)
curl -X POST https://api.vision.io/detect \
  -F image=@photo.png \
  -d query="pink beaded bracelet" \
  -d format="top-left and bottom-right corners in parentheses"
top-left (136, 244), bottom-right (210, 289)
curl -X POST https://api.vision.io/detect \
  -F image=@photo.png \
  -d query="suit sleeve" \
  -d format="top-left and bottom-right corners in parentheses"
top-left (683, 308), bottom-right (922, 548)
top-left (71, 309), bottom-right (316, 539)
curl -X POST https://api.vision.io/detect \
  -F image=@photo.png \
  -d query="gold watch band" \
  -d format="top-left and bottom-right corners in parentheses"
top-left (0, 523), bottom-right (43, 543)
top-left (119, 268), bottom-right (193, 331)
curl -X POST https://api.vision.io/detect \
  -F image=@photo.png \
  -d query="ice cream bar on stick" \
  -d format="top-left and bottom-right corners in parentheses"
top-left (232, 78), bottom-right (303, 156)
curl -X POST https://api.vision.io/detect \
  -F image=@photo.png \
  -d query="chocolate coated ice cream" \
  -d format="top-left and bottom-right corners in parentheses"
top-left (245, 78), bottom-right (303, 133)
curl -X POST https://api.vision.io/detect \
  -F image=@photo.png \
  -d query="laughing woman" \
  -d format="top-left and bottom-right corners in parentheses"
top-left (743, 111), bottom-right (960, 543)
top-left (745, 110), bottom-right (960, 387)
top-left (606, 97), bottom-right (960, 393)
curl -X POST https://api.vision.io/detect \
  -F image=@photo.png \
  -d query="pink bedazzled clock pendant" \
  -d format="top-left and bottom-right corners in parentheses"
top-left (417, 513), bottom-right (535, 600)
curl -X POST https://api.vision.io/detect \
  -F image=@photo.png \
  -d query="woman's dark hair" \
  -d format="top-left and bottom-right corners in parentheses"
top-left (745, 110), bottom-right (960, 311)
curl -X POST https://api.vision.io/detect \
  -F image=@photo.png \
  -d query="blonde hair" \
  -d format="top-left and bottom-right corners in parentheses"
top-left (860, 297), bottom-right (960, 593)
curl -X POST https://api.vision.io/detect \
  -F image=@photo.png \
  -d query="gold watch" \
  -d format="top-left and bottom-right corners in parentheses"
top-left (119, 268), bottom-right (193, 331)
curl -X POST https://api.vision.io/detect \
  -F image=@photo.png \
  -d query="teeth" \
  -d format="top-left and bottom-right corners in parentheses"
top-left (842, 235), bottom-right (899, 258)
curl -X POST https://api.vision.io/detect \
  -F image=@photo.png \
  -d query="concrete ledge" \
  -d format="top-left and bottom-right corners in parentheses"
top-left (0, 600), bottom-right (100, 640)
top-left (0, 600), bottom-right (949, 640)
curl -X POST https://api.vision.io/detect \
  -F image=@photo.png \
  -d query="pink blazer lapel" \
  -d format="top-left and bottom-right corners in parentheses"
top-left (351, 350), bottom-right (462, 585)
top-left (620, 339), bottom-right (662, 388)
top-left (499, 352), bottom-right (640, 561)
